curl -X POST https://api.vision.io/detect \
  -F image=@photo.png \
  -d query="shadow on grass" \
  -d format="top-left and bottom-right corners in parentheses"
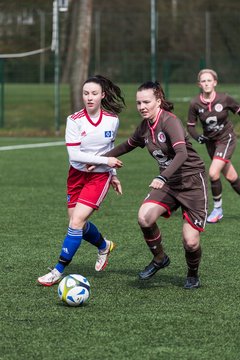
top-left (129, 273), bottom-right (184, 289)
top-left (68, 263), bottom-right (184, 289)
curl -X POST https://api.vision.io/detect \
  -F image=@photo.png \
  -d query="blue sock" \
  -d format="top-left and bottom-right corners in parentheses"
top-left (83, 222), bottom-right (106, 250)
top-left (55, 227), bottom-right (83, 273)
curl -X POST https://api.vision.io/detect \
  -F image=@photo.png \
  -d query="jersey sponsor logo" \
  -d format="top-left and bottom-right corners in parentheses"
top-left (105, 131), bottom-right (112, 138)
top-left (216, 152), bottom-right (223, 157)
top-left (157, 131), bottom-right (166, 143)
top-left (214, 104), bottom-right (223, 112)
top-left (81, 131), bottom-right (86, 137)
top-left (205, 116), bottom-right (224, 132)
top-left (67, 194), bottom-right (71, 202)
top-left (198, 108), bottom-right (204, 113)
top-left (152, 149), bottom-right (172, 168)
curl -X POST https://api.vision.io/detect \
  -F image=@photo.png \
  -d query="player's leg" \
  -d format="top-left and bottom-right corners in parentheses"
top-left (38, 203), bottom-right (93, 286)
top-left (68, 206), bottom-right (114, 272)
top-left (83, 221), bottom-right (116, 271)
top-left (137, 201), bottom-right (170, 280)
top-left (207, 158), bottom-right (225, 223)
top-left (180, 171), bottom-right (207, 289)
top-left (222, 161), bottom-right (240, 194)
top-left (78, 172), bottom-right (116, 271)
top-left (182, 221), bottom-right (201, 289)
top-left (69, 203), bottom-right (107, 251)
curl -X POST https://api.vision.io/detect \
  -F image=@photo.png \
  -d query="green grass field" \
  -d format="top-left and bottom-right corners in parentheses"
top-left (1, 83), bottom-right (240, 137)
top-left (1, 137), bottom-right (240, 360)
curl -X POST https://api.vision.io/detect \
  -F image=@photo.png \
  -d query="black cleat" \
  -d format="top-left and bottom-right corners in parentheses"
top-left (184, 276), bottom-right (200, 289)
top-left (138, 254), bottom-right (170, 280)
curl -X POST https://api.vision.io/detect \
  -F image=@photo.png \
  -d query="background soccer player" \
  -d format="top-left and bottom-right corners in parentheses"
top-left (104, 81), bottom-right (208, 289)
top-left (187, 69), bottom-right (240, 223)
top-left (38, 75), bottom-right (125, 286)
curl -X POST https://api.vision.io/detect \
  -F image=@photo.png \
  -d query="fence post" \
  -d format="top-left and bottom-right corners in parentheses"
top-left (0, 59), bottom-right (4, 128)
top-left (163, 59), bottom-right (170, 99)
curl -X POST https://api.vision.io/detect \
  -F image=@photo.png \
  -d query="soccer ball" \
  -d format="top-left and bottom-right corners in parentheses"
top-left (58, 274), bottom-right (90, 307)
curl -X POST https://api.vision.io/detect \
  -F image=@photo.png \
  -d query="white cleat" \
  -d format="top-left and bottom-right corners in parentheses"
top-left (207, 208), bottom-right (223, 223)
top-left (37, 268), bottom-right (63, 287)
top-left (95, 240), bottom-right (116, 272)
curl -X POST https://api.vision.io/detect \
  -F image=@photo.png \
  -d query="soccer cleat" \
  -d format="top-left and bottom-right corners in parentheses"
top-left (37, 268), bottom-right (63, 287)
top-left (95, 240), bottom-right (116, 272)
top-left (184, 276), bottom-right (200, 289)
top-left (207, 208), bottom-right (223, 223)
top-left (138, 254), bottom-right (170, 280)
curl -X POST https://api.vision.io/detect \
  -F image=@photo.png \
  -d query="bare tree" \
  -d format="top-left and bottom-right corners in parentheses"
top-left (65, 0), bottom-right (92, 112)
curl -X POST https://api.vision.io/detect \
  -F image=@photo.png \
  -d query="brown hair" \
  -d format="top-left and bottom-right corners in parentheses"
top-left (83, 75), bottom-right (126, 115)
top-left (137, 81), bottom-right (174, 112)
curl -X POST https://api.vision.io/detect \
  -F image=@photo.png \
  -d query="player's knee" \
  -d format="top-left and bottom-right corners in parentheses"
top-left (138, 214), bottom-right (152, 228)
top-left (69, 218), bottom-right (85, 229)
top-left (226, 173), bottom-right (237, 183)
top-left (209, 170), bottom-right (219, 182)
top-left (183, 235), bottom-right (200, 251)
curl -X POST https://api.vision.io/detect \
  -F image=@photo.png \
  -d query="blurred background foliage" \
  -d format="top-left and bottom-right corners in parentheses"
top-left (1, 0), bottom-right (240, 83)
top-left (0, 0), bottom-right (240, 135)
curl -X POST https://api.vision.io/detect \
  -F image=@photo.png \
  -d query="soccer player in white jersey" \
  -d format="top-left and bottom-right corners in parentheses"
top-left (38, 75), bottom-right (125, 286)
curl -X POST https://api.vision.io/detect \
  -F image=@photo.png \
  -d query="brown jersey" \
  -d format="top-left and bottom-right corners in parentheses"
top-left (108, 109), bottom-right (205, 185)
top-left (188, 92), bottom-right (240, 141)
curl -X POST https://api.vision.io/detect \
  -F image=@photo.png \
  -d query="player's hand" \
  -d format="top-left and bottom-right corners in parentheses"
top-left (86, 164), bottom-right (96, 172)
top-left (111, 176), bottom-right (122, 195)
top-left (197, 135), bottom-right (209, 144)
top-left (107, 157), bottom-right (123, 168)
top-left (149, 178), bottom-right (165, 189)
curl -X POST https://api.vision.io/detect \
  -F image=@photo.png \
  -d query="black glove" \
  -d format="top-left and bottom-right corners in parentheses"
top-left (197, 135), bottom-right (209, 144)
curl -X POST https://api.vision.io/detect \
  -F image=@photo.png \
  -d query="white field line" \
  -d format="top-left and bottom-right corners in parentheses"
top-left (0, 141), bottom-right (65, 151)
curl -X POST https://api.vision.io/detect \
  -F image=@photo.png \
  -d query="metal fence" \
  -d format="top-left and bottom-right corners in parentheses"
top-left (0, 9), bottom-right (240, 84)
top-left (0, 8), bottom-right (240, 132)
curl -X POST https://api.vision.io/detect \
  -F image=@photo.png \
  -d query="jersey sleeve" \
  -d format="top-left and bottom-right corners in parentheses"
top-left (104, 139), bottom-right (136, 157)
top-left (65, 116), bottom-right (108, 165)
top-left (226, 95), bottom-right (240, 115)
top-left (104, 123), bottom-right (145, 157)
top-left (187, 101), bottom-right (200, 140)
top-left (112, 117), bottom-right (120, 140)
top-left (160, 116), bottom-right (188, 179)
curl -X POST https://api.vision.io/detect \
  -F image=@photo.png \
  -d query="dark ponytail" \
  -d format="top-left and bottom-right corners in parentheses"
top-left (83, 75), bottom-right (126, 115)
top-left (137, 81), bottom-right (174, 112)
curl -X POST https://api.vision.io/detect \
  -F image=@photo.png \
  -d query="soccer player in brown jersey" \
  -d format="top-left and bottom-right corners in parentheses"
top-left (187, 69), bottom-right (240, 223)
top-left (103, 81), bottom-right (208, 289)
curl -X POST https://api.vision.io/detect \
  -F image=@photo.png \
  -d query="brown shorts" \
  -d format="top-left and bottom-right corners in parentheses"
top-left (206, 132), bottom-right (237, 163)
top-left (143, 172), bottom-right (208, 232)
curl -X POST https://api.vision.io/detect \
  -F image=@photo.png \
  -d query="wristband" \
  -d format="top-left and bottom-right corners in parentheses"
top-left (155, 175), bottom-right (168, 183)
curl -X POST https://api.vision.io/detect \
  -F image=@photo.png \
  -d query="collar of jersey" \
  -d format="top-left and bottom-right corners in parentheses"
top-left (84, 108), bottom-right (103, 127)
top-left (147, 109), bottom-right (162, 129)
top-left (200, 91), bottom-right (216, 105)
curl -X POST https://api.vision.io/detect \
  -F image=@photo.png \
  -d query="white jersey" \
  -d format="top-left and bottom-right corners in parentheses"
top-left (65, 108), bottom-right (119, 173)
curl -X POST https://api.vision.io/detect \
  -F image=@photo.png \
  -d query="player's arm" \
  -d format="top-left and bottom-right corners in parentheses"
top-left (111, 175), bottom-right (122, 195)
top-left (187, 104), bottom-right (208, 144)
top-left (158, 117), bottom-right (188, 181)
top-left (65, 117), bottom-right (122, 168)
top-left (104, 123), bottom-right (145, 157)
top-left (226, 95), bottom-right (240, 116)
top-left (149, 141), bottom-right (189, 190)
top-left (104, 139), bottom-right (137, 157)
